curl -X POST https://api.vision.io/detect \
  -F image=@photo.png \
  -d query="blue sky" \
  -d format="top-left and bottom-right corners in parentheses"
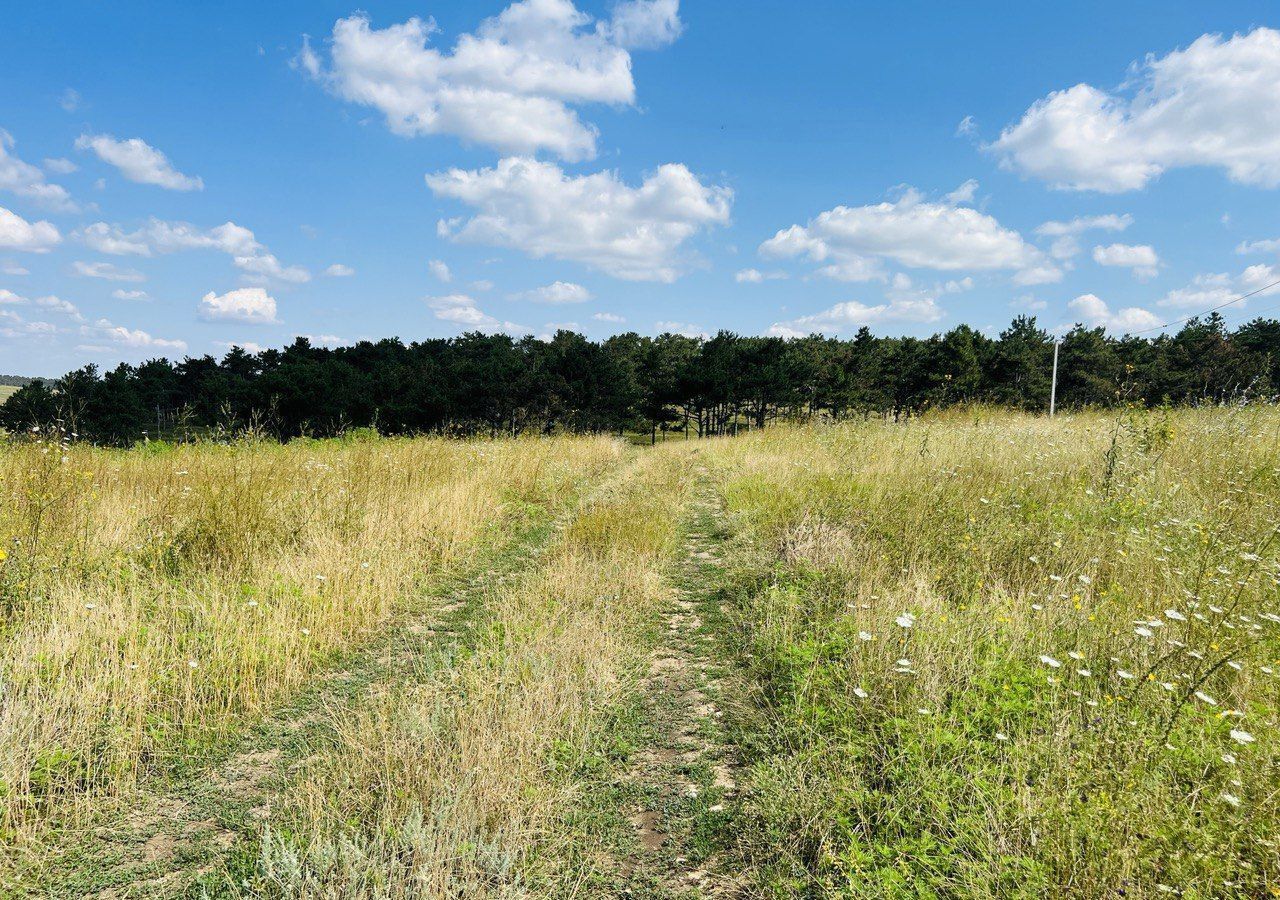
top-left (2, 0), bottom-right (1280, 374)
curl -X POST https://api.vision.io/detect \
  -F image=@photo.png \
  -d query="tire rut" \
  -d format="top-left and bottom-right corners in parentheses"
top-left (8, 511), bottom-right (566, 900)
top-left (620, 469), bottom-right (744, 898)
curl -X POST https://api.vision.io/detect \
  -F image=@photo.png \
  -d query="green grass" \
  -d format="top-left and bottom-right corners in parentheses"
top-left (704, 407), bottom-right (1280, 898)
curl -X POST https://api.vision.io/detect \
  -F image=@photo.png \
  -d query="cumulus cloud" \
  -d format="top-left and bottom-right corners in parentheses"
top-left (760, 187), bottom-right (1056, 285)
top-left (80, 219), bottom-right (308, 283)
top-left (767, 295), bottom-right (946, 338)
top-left (0, 312), bottom-right (60, 339)
top-left (301, 0), bottom-right (682, 160)
top-left (427, 293), bottom-right (526, 333)
top-left (198, 287), bottom-right (279, 324)
top-left (2, 261), bottom-right (29, 275)
top-left (735, 268), bottom-right (787, 283)
top-left (1237, 237), bottom-right (1280, 255)
top-left (324, 263), bottom-right (355, 277)
top-left (0, 205), bottom-right (61, 252)
top-left (112, 289), bottom-right (149, 300)
top-left (1092, 243), bottom-right (1160, 280)
top-left (73, 260), bottom-right (145, 282)
top-left (0, 130), bottom-right (76, 211)
top-left (655, 320), bottom-right (707, 338)
top-left (429, 156), bottom-right (731, 282)
top-left (602, 0), bottom-right (683, 49)
top-left (511, 280), bottom-right (592, 303)
top-left (992, 28), bottom-right (1280, 192)
top-left (44, 157), bottom-right (77, 174)
top-left (0, 290), bottom-right (82, 321)
top-left (214, 340), bottom-right (266, 354)
top-left (1035, 213), bottom-right (1132, 259)
top-left (944, 179), bottom-right (979, 204)
top-left (1158, 265), bottom-right (1280, 309)
top-left (75, 133), bottom-right (203, 191)
top-left (592, 311), bottom-right (626, 323)
top-left (83, 317), bottom-right (187, 352)
top-left (1068, 293), bottom-right (1161, 332)
top-left (34, 294), bottom-right (82, 320)
top-left (233, 252), bottom-right (310, 284)
top-left (428, 259), bottom-right (452, 283)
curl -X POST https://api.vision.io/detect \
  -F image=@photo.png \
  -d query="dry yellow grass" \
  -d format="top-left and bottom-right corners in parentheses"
top-left (249, 448), bottom-right (690, 897)
top-left (0, 431), bottom-right (621, 842)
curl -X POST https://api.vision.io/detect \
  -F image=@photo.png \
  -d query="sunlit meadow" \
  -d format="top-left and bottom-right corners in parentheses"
top-left (706, 407), bottom-right (1280, 898)
top-left (0, 429), bottom-right (620, 845)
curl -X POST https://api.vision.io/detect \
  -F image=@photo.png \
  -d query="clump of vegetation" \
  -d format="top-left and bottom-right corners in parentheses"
top-left (706, 407), bottom-right (1280, 897)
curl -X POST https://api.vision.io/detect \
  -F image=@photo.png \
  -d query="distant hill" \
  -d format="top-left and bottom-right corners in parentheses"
top-left (0, 376), bottom-right (38, 404)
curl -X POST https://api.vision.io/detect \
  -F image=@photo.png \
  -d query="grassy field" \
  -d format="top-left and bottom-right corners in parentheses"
top-left (0, 386), bottom-right (18, 405)
top-left (2, 409), bottom-right (1278, 897)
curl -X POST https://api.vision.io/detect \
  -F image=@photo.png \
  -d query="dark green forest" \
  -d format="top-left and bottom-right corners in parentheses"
top-left (3, 313), bottom-right (1279, 444)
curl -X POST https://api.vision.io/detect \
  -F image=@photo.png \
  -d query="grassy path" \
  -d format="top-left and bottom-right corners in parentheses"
top-left (584, 461), bottom-right (745, 899)
top-left (6, 502), bottom-right (567, 899)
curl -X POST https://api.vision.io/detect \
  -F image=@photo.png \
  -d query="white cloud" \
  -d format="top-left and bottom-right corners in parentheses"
top-left (304, 0), bottom-right (682, 161)
top-left (300, 334), bottom-right (351, 347)
top-left (427, 293), bottom-right (526, 333)
top-left (471, 279), bottom-right (494, 291)
top-left (233, 252), bottom-right (310, 284)
top-left (198, 287), bottom-right (279, 324)
top-left (1157, 265), bottom-right (1280, 309)
top-left (73, 260), bottom-right (145, 282)
top-left (1092, 242), bottom-right (1160, 279)
top-left (85, 318), bottom-right (187, 352)
top-left (1035, 213), bottom-right (1132, 259)
top-left (602, 0), bottom-right (683, 49)
top-left (592, 311), bottom-right (626, 323)
top-left (541, 320), bottom-right (581, 335)
top-left (80, 219), bottom-right (307, 283)
top-left (75, 133), bottom-right (203, 191)
top-left (0, 130), bottom-right (76, 211)
top-left (654, 320), bottom-right (707, 338)
top-left (430, 156), bottom-right (730, 282)
top-left (1237, 237), bottom-right (1280, 255)
top-left (0, 205), bottom-right (61, 252)
top-left (1010, 294), bottom-right (1048, 312)
top-left (1034, 214), bottom-right (1132, 237)
top-left (767, 295), bottom-right (946, 338)
top-left (34, 294), bottom-right (82, 320)
top-left (512, 280), bottom-right (592, 303)
top-left (324, 263), bottom-right (355, 277)
top-left (735, 268), bottom-right (787, 283)
top-left (428, 259), bottom-right (453, 282)
top-left (0, 290), bottom-right (81, 321)
top-left (992, 28), bottom-right (1280, 192)
top-left (44, 157), bottom-right (77, 175)
top-left (112, 289), bottom-right (148, 300)
top-left (760, 187), bottom-right (1056, 285)
top-left (59, 89), bottom-right (81, 113)
top-left (944, 179), bottom-right (979, 204)
top-left (2, 261), bottom-right (29, 275)
top-left (215, 340), bottom-right (266, 354)
top-left (1068, 293), bottom-right (1161, 331)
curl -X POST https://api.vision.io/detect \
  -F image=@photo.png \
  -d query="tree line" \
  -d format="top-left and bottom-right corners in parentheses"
top-left (3, 313), bottom-right (1279, 445)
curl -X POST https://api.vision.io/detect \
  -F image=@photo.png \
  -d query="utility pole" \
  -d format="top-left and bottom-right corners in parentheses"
top-left (1049, 338), bottom-right (1060, 418)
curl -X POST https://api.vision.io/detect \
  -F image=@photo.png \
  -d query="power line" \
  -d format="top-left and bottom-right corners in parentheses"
top-left (1128, 276), bottom-right (1280, 336)
top-left (1045, 276), bottom-right (1280, 339)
